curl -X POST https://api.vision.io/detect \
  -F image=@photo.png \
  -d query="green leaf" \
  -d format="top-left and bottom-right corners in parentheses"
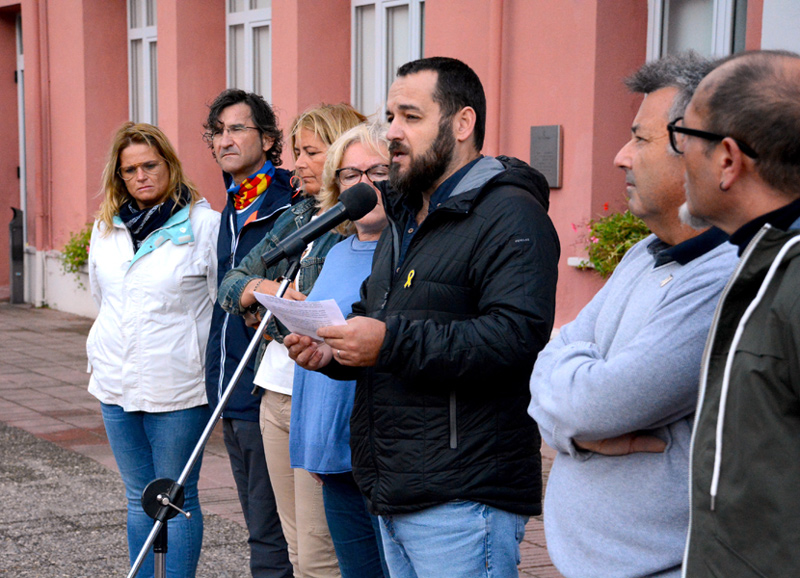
top-left (582, 211), bottom-right (650, 278)
top-left (60, 224), bottom-right (93, 288)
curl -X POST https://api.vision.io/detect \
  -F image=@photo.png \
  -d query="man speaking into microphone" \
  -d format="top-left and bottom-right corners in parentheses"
top-left (286, 57), bottom-right (560, 578)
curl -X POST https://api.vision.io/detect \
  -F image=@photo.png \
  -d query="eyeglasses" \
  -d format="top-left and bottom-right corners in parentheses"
top-left (667, 117), bottom-right (759, 158)
top-left (203, 125), bottom-right (260, 144)
top-left (118, 160), bottom-right (165, 181)
top-left (335, 164), bottom-right (390, 187)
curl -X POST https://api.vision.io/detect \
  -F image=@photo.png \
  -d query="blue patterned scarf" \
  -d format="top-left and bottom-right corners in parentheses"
top-left (119, 186), bottom-right (191, 251)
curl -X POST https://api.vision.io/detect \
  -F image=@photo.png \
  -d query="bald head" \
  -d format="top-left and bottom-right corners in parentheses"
top-left (694, 50), bottom-right (800, 198)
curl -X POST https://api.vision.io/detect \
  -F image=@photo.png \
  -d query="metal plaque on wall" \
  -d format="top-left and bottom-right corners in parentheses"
top-left (530, 125), bottom-right (562, 189)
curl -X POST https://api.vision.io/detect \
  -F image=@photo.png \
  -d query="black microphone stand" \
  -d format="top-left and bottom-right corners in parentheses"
top-left (126, 256), bottom-right (302, 578)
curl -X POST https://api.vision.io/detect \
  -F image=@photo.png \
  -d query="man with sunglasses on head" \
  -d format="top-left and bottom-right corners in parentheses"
top-left (203, 89), bottom-right (295, 578)
top-left (528, 53), bottom-right (738, 578)
top-left (677, 49), bottom-right (800, 578)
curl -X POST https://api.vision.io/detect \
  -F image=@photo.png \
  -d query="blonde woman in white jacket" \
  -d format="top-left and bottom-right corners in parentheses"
top-left (86, 122), bottom-right (219, 578)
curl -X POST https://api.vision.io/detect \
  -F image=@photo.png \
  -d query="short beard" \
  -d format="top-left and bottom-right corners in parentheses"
top-left (389, 118), bottom-right (455, 199)
top-left (679, 202), bottom-right (712, 230)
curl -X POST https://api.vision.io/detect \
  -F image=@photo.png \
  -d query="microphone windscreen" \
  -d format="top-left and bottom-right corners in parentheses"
top-left (339, 183), bottom-right (378, 221)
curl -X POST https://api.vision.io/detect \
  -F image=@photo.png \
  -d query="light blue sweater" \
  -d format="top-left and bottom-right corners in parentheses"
top-left (529, 233), bottom-right (738, 578)
top-left (289, 235), bottom-right (377, 474)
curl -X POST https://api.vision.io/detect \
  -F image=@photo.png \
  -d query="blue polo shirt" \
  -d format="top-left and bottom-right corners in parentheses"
top-left (648, 227), bottom-right (729, 267)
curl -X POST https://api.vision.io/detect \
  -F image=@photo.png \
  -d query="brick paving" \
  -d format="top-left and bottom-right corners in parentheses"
top-left (0, 302), bottom-right (562, 577)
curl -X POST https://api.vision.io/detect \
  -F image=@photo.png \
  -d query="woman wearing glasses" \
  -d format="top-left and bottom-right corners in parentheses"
top-left (86, 122), bottom-right (219, 578)
top-left (219, 103), bottom-right (366, 577)
top-left (288, 122), bottom-right (390, 578)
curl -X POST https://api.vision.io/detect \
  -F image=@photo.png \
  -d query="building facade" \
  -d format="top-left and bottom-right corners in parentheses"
top-left (1, 0), bottom-right (797, 325)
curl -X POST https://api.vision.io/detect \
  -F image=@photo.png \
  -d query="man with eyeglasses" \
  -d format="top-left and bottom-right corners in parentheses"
top-left (677, 50), bottom-right (800, 578)
top-left (528, 53), bottom-right (738, 578)
top-left (203, 89), bottom-right (294, 578)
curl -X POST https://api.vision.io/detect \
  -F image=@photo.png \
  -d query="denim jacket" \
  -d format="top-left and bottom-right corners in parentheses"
top-left (219, 197), bottom-right (343, 362)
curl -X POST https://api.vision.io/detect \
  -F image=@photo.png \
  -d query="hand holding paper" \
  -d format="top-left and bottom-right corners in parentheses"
top-left (254, 292), bottom-right (346, 341)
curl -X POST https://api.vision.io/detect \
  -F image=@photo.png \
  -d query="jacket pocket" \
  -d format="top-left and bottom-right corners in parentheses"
top-left (706, 531), bottom-right (769, 578)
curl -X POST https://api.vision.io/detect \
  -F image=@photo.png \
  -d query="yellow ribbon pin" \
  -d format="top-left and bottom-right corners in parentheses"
top-left (404, 270), bottom-right (415, 288)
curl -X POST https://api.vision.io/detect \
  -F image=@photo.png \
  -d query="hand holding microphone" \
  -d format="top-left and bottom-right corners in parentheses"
top-left (261, 182), bottom-right (378, 268)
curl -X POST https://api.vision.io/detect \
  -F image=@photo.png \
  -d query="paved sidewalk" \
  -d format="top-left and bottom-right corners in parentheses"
top-left (0, 302), bottom-right (562, 577)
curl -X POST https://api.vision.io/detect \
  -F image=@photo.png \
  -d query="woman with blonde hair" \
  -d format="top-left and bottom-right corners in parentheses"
top-left (289, 103), bottom-right (368, 198)
top-left (87, 122), bottom-right (219, 577)
top-left (219, 103), bottom-right (366, 577)
top-left (289, 122), bottom-right (390, 578)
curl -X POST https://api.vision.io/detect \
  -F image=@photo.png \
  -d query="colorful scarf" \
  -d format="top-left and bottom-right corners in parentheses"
top-left (234, 171), bottom-right (273, 211)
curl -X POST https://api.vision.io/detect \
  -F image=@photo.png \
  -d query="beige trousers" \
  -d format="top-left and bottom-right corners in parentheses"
top-left (260, 390), bottom-right (340, 578)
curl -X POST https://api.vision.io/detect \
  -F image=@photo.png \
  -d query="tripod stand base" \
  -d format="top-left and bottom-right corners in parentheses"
top-left (154, 522), bottom-right (167, 577)
top-left (142, 478), bottom-right (185, 521)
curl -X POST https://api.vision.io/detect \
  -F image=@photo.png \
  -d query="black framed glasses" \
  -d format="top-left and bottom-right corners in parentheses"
top-left (118, 160), bottom-right (165, 181)
top-left (667, 117), bottom-right (759, 158)
top-left (203, 125), bottom-right (260, 144)
top-left (335, 164), bottom-right (390, 187)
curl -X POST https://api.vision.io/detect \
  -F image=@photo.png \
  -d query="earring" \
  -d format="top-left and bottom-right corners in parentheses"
top-left (719, 182), bottom-right (729, 192)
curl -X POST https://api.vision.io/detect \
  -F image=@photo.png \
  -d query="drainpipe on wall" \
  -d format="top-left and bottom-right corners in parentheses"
top-left (35, 0), bottom-right (52, 306)
top-left (486, 0), bottom-right (504, 156)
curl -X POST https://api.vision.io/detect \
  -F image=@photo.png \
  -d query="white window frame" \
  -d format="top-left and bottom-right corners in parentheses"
top-left (16, 13), bottom-right (27, 242)
top-left (351, 0), bottom-right (425, 118)
top-left (226, 1), bottom-right (272, 99)
top-left (127, 0), bottom-right (158, 124)
top-left (647, 0), bottom-right (741, 60)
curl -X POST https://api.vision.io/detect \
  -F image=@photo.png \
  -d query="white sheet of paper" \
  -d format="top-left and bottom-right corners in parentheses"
top-left (254, 293), bottom-right (346, 340)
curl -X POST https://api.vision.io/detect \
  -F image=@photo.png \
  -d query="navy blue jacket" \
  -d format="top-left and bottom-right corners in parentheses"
top-left (205, 168), bottom-right (296, 421)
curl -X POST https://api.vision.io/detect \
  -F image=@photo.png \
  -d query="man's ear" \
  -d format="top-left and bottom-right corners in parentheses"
top-left (452, 106), bottom-right (477, 145)
top-left (262, 136), bottom-right (274, 154)
top-left (719, 137), bottom-right (746, 191)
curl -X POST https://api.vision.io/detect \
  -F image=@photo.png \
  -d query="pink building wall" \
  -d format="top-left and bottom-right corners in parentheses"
top-left (0, 0), bottom-right (128, 254)
top-left (0, 0), bottom-right (774, 322)
top-left (158, 0), bottom-right (226, 211)
top-left (426, 0), bottom-right (647, 326)
top-left (0, 9), bottom-right (19, 289)
top-left (746, 0), bottom-right (764, 49)
top-left (19, 0), bottom-right (50, 252)
top-left (80, 1), bottom-right (128, 221)
top-left (272, 0), bottom-right (351, 167)
top-left (45, 1), bottom-right (129, 247)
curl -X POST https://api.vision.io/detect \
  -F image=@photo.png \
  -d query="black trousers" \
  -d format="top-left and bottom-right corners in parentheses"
top-left (223, 417), bottom-right (292, 578)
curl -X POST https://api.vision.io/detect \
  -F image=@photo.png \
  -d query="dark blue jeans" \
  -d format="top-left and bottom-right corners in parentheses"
top-left (319, 472), bottom-right (389, 578)
top-left (101, 403), bottom-right (209, 578)
top-left (223, 417), bottom-right (292, 578)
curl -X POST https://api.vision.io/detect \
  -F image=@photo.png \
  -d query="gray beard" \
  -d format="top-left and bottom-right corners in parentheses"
top-left (679, 202), bottom-right (712, 230)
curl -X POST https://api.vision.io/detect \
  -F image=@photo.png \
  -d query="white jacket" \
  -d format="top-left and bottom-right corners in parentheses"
top-left (87, 199), bottom-right (220, 412)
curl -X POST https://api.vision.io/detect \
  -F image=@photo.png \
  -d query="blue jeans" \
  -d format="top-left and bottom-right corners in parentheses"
top-left (379, 501), bottom-right (528, 578)
top-left (101, 403), bottom-right (210, 578)
top-left (319, 472), bottom-right (389, 578)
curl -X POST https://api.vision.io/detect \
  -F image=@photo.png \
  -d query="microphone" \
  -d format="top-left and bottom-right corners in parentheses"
top-left (261, 182), bottom-right (378, 268)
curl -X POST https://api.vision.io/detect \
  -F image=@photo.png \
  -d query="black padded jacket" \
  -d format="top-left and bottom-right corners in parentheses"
top-left (334, 156), bottom-right (560, 516)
